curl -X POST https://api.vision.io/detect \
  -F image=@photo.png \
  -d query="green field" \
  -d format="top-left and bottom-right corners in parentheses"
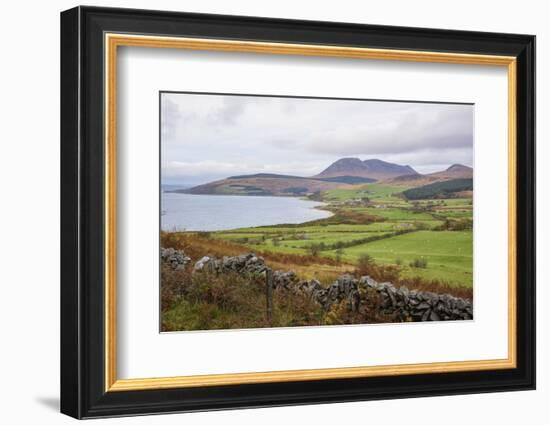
top-left (324, 183), bottom-right (411, 204)
top-left (335, 231), bottom-right (472, 285)
top-left (204, 181), bottom-right (473, 288)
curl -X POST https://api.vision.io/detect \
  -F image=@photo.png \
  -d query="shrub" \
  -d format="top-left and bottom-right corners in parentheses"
top-left (160, 263), bottom-right (191, 311)
top-left (357, 253), bottom-right (375, 271)
top-left (435, 218), bottom-right (473, 231)
top-left (355, 254), bottom-right (400, 283)
top-left (414, 221), bottom-right (430, 230)
top-left (306, 242), bottom-right (325, 257)
top-left (410, 258), bottom-right (428, 268)
top-left (398, 276), bottom-right (472, 300)
top-left (335, 248), bottom-right (344, 263)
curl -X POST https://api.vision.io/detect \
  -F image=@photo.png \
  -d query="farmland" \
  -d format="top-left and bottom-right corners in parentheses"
top-left (188, 181), bottom-right (473, 288)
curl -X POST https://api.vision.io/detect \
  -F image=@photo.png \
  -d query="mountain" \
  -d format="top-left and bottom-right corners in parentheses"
top-left (177, 174), bottom-right (354, 196)
top-left (313, 158), bottom-right (367, 178)
top-left (428, 164), bottom-right (473, 179)
top-left (362, 159), bottom-right (418, 180)
top-left (314, 158), bottom-right (418, 181)
top-left (385, 164), bottom-right (473, 187)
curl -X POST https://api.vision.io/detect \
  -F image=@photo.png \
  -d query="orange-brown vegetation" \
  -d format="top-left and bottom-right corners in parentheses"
top-left (161, 231), bottom-right (354, 284)
top-left (161, 263), bottom-right (395, 331)
top-left (161, 231), bottom-right (472, 331)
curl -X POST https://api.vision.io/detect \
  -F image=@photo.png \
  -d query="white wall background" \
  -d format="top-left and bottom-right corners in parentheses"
top-left (0, 0), bottom-right (545, 423)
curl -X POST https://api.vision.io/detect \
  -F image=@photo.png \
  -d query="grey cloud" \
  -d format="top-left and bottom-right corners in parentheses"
top-left (162, 93), bottom-right (473, 182)
top-left (303, 106), bottom-right (473, 156)
top-left (208, 96), bottom-right (247, 125)
top-left (160, 96), bottom-right (180, 140)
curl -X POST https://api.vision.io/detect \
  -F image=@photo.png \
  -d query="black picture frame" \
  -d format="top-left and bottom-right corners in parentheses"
top-left (61, 5), bottom-right (535, 419)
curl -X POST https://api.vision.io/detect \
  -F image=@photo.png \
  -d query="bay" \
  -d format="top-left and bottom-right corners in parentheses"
top-left (161, 193), bottom-right (332, 231)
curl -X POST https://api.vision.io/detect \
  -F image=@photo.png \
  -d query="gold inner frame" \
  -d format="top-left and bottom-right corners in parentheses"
top-left (104, 33), bottom-right (517, 392)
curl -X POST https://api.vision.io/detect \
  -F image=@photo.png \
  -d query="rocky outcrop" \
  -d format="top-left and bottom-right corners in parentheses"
top-left (165, 248), bottom-right (473, 322)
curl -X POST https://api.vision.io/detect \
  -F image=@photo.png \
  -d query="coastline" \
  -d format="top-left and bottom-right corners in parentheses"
top-left (161, 192), bottom-right (334, 232)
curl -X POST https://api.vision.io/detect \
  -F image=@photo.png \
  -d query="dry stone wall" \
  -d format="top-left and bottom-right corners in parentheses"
top-left (161, 249), bottom-right (473, 322)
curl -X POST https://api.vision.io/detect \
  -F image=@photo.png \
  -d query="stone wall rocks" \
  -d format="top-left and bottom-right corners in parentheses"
top-left (160, 247), bottom-right (191, 270)
top-left (163, 248), bottom-right (473, 322)
top-left (192, 253), bottom-right (268, 275)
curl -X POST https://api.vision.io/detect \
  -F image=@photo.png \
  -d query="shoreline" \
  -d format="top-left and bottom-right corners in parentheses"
top-left (161, 192), bottom-right (334, 232)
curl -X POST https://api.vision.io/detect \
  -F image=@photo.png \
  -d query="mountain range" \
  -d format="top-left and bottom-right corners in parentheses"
top-left (174, 158), bottom-right (472, 196)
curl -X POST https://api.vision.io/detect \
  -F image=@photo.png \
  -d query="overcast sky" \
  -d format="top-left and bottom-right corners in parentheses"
top-left (161, 92), bottom-right (473, 185)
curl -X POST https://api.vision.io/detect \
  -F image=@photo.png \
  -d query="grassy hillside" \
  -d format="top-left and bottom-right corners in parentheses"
top-left (179, 175), bottom-right (353, 196)
top-left (316, 175), bottom-right (376, 184)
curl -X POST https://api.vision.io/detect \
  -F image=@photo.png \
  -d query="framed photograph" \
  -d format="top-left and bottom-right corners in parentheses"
top-left (60, 6), bottom-right (535, 419)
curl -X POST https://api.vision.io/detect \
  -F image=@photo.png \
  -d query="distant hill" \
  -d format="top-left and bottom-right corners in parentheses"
top-left (314, 158), bottom-right (418, 181)
top-left (402, 178), bottom-right (473, 200)
top-left (385, 164), bottom-right (473, 187)
top-left (428, 164), bottom-right (473, 179)
top-left (385, 174), bottom-right (439, 186)
top-left (228, 173), bottom-right (376, 184)
top-left (227, 173), bottom-right (306, 180)
top-left (178, 174), bottom-right (354, 196)
top-left (178, 159), bottom-right (472, 197)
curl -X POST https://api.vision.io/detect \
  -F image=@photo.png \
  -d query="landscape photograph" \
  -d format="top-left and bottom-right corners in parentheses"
top-left (160, 92), bottom-right (474, 331)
